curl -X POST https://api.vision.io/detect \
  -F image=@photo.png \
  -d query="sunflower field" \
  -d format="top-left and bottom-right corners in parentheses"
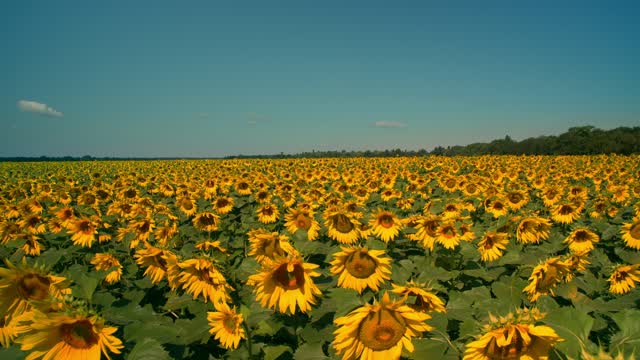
top-left (1, 155), bottom-right (640, 360)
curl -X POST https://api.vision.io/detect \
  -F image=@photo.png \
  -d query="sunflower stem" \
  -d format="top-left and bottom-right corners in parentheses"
top-left (242, 321), bottom-right (253, 358)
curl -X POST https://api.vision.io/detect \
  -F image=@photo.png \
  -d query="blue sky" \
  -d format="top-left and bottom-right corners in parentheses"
top-left (2, 1), bottom-right (639, 157)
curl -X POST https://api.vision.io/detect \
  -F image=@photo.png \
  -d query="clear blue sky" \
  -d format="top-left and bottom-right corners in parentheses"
top-left (2, 0), bottom-right (639, 157)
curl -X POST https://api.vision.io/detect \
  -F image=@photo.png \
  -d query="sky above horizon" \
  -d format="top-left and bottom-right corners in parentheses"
top-left (2, 1), bottom-right (639, 157)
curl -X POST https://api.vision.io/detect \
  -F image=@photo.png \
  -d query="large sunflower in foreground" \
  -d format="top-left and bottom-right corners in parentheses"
top-left (207, 301), bottom-right (246, 350)
top-left (333, 292), bottom-right (432, 360)
top-left (463, 308), bottom-right (562, 360)
top-left (247, 256), bottom-right (322, 314)
top-left (369, 209), bottom-right (403, 243)
top-left (0, 260), bottom-right (71, 319)
top-left (330, 247), bottom-right (392, 294)
top-left (17, 310), bottom-right (123, 360)
top-left (0, 311), bottom-right (30, 347)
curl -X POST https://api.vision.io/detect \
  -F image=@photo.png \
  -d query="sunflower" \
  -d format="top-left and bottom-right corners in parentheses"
top-left (175, 258), bottom-right (232, 304)
top-left (330, 247), bottom-right (392, 294)
top-left (0, 260), bottom-right (71, 319)
top-left (550, 202), bottom-right (582, 224)
top-left (20, 234), bottom-right (44, 256)
top-left (504, 190), bottom-right (529, 211)
top-left (435, 222), bottom-right (462, 250)
top-left (324, 207), bottom-right (362, 244)
top-left (193, 212), bottom-right (220, 232)
top-left (68, 217), bottom-right (98, 248)
top-left (18, 214), bottom-right (47, 234)
top-left (516, 217), bottom-right (551, 244)
top-left (621, 219), bottom-right (640, 250)
top-left (391, 281), bottom-right (446, 313)
top-left (413, 215), bottom-right (441, 251)
top-left (608, 264), bottom-right (640, 295)
top-left (1, 311), bottom-right (31, 348)
top-left (247, 229), bottom-right (297, 264)
top-left (256, 203), bottom-right (279, 224)
top-left (523, 257), bottom-right (572, 302)
top-left (235, 180), bottom-right (252, 196)
top-left (564, 227), bottom-right (599, 253)
top-left (134, 244), bottom-right (179, 285)
top-left (247, 256), bottom-right (322, 314)
top-left (16, 310), bottom-right (123, 360)
top-left (477, 231), bottom-right (509, 262)
top-left (90, 254), bottom-right (122, 284)
top-left (213, 196), bottom-right (234, 215)
top-left (284, 207), bottom-right (321, 241)
top-left (153, 221), bottom-right (178, 246)
top-left (333, 292), bottom-right (432, 360)
top-left (369, 209), bottom-right (403, 243)
top-left (207, 301), bottom-right (246, 350)
top-left (177, 196), bottom-right (197, 217)
top-left (484, 198), bottom-right (509, 218)
top-left (464, 308), bottom-right (562, 360)
top-left (128, 217), bottom-right (155, 243)
top-left (54, 206), bottom-right (76, 229)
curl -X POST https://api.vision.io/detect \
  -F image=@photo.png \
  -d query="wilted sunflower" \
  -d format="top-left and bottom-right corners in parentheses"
top-left (391, 281), bottom-right (446, 313)
top-left (324, 207), bottom-right (362, 244)
top-left (213, 196), bottom-right (234, 215)
top-left (17, 310), bottom-right (123, 360)
top-left (207, 301), bottom-right (246, 350)
top-left (464, 308), bottom-right (562, 360)
top-left (0, 260), bottom-right (71, 319)
top-left (193, 212), bottom-right (220, 232)
top-left (333, 292), bottom-right (432, 360)
top-left (175, 258), bottom-right (232, 304)
top-left (564, 227), bottom-right (599, 253)
top-left (134, 244), bottom-right (179, 285)
top-left (477, 231), bottom-right (509, 262)
top-left (523, 257), bottom-right (572, 302)
top-left (330, 247), bottom-right (392, 294)
top-left (621, 219), bottom-right (640, 250)
top-left (516, 217), bottom-right (551, 244)
top-left (369, 209), bottom-right (403, 243)
top-left (608, 264), bottom-right (640, 295)
top-left (68, 217), bottom-right (98, 248)
top-left (284, 207), bottom-right (321, 241)
top-left (90, 253), bottom-right (122, 284)
top-left (256, 203), bottom-right (280, 224)
top-left (247, 229), bottom-right (297, 264)
top-left (247, 256), bottom-right (322, 314)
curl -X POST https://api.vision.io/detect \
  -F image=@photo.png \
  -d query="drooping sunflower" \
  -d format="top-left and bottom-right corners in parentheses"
top-left (333, 292), bottom-right (433, 360)
top-left (134, 244), bottom-right (179, 286)
top-left (369, 209), bottom-right (403, 243)
top-left (16, 310), bottom-right (123, 360)
top-left (256, 203), bottom-right (280, 224)
top-left (523, 257), bottom-right (572, 302)
top-left (247, 229), bottom-right (297, 264)
top-left (193, 212), bottom-right (220, 232)
top-left (564, 227), bottom-right (599, 254)
top-left (90, 253), bottom-right (123, 284)
top-left (0, 260), bottom-right (71, 319)
top-left (284, 207), bottom-right (321, 241)
top-left (207, 301), bottom-right (246, 350)
top-left (463, 308), bottom-right (563, 360)
top-left (516, 217), bottom-right (551, 244)
top-left (68, 217), bottom-right (98, 248)
top-left (330, 247), bottom-right (392, 294)
top-left (608, 264), bottom-right (640, 295)
top-left (175, 258), bottom-right (232, 304)
top-left (324, 207), bottom-right (362, 244)
top-left (621, 219), bottom-right (640, 250)
top-left (477, 231), bottom-right (510, 262)
top-left (247, 256), bottom-right (322, 314)
top-left (391, 281), bottom-right (446, 313)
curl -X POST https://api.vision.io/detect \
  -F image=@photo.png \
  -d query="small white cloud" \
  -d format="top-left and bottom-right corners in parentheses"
top-left (17, 100), bottom-right (63, 117)
top-left (374, 121), bottom-right (407, 128)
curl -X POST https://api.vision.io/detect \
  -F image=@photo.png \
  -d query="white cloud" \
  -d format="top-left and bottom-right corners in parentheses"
top-left (17, 100), bottom-right (63, 117)
top-left (374, 121), bottom-right (407, 128)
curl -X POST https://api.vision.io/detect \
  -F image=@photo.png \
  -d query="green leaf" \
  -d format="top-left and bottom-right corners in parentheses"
top-left (491, 276), bottom-right (526, 309)
top-left (405, 338), bottom-right (458, 360)
top-left (0, 345), bottom-right (25, 360)
top-left (36, 248), bottom-right (64, 270)
top-left (542, 307), bottom-right (595, 359)
top-left (127, 338), bottom-right (171, 360)
top-left (163, 293), bottom-right (194, 311)
top-left (609, 309), bottom-right (640, 357)
top-left (71, 271), bottom-right (99, 302)
top-left (293, 342), bottom-right (329, 360)
top-left (263, 345), bottom-right (292, 360)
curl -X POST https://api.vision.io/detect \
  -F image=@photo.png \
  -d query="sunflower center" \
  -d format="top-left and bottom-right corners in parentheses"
top-left (492, 202), bottom-right (504, 210)
top-left (295, 215), bottom-right (312, 230)
top-left (124, 189), bottom-right (137, 198)
top-left (181, 200), bottom-right (194, 210)
top-left (358, 309), bottom-right (407, 351)
top-left (198, 214), bottom-right (216, 226)
top-left (379, 215), bottom-right (394, 229)
top-left (223, 316), bottom-right (238, 332)
top-left (152, 254), bottom-right (168, 269)
top-left (629, 223), bottom-right (640, 240)
top-left (466, 184), bottom-right (477, 193)
top-left (17, 273), bottom-right (51, 301)
top-left (445, 179), bottom-right (456, 189)
top-left (332, 214), bottom-right (354, 233)
top-left (573, 230), bottom-right (590, 242)
top-left (440, 225), bottom-right (456, 239)
top-left (273, 263), bottom-right (305, 290)
top-left (345, 250), bottom-right (377, 279)
top-left (217, 199), bottom-right (229, 207)
top-left (508, 193), bottom-right (522, 203)
top-left (61, 320), bottom-right (99, 349)
top-left (261, 207), bottom-right (274, 216)
top-left (558, 205), bottom-right (573, 215)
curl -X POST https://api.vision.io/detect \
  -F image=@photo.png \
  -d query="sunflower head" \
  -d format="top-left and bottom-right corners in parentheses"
top-left (330, 247), bottom-right (392, 294)
top-left (391, 281), bottom-right (446, 313)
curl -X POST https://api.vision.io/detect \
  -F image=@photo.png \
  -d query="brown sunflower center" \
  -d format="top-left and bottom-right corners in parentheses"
top-left (558, 205), bottom-right (574, 215)
top-left (60, 320), bottom-right (99, 349)
top-left (261, 207), bottom-right (274, 216)
top-left (273, 263), bottom-right (305, 290)
top-left (440, 225), bottom-right (456, 239)
top-left (492, 202), bottom-right (504, 211)
top-left (358, 309), bottom-right (407, 351)
top-left (466, 184), bottom-right (477, 193)
top-left (223, 316), bottom-right (238, 332)
top-left (345, 250), bottom-right (377, 279)
top-left (260, 238), bottom-right (285, 258)
top-left (508, 193), bottom-right (523, 203)
top-left (332, 214), bottom-right (354, 233)
top-left (198, 214), bottom-right (216, 226)
top-left (152, 254), bottom-right (168, 269)
top-left (295, 215), bottom-right (312, 230)
top-left (573, 230), bottom-right (590, 242)
top-left (378, 214), bottom-right (394, 229)
top-left (216, 199), bottom-right (229, 207)
top-left (181, 200), bottom-right (194, 210)
top-left (445, 179), bottom-right (456, 189)
top-left (17, 273), bottom-right (51, 301)
top-left (629, 223), bottom-right (640, 240)
top-left (124, 189), bottom-right (137, 199)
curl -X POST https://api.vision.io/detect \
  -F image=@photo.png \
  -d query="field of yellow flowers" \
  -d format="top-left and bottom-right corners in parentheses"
top-left (1, 155), bottom-right (639, 360)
